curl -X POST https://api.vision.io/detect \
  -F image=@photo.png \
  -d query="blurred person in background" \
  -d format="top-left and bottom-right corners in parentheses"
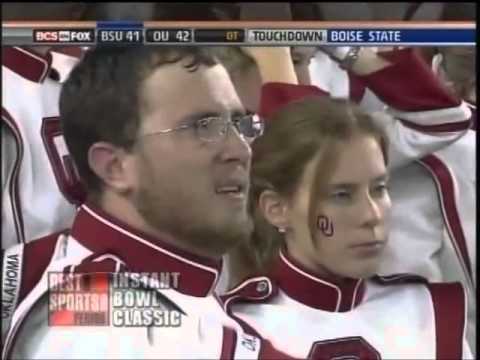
top-left (433, 2), bottom-right (476, 124)
top-left (2, 3), bottom-right (90, 340)
top-left (215, 46), bottom-right (316, 114)
top-left (2, 2), bottom-right (88, 248)
top-left (434, 46), bottom-right (476, 107)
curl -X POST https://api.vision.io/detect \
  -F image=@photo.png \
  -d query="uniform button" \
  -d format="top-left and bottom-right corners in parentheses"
top-left (256, 281), bottom-right (268, 293)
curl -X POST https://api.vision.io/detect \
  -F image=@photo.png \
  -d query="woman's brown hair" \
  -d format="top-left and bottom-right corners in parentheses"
top-left (228, 96), bottom-right (389, 286)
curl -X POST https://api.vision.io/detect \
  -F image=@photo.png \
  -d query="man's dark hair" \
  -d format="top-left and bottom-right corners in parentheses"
top-left (60, 46), bottom-right (218, 196)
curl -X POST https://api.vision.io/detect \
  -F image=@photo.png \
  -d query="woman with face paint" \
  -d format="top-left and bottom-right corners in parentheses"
top-left (222, 49), bottom-right (473, 360)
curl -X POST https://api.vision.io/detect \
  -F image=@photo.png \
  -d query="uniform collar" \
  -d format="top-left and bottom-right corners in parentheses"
top-left (2, 46), bottom-right (78, 84)
top-left (71, 204), bottom-right (222, 298)
top-left (272, 250), bottom-right (365, 312)
top-left (3, 47), bottom-right (53, 83)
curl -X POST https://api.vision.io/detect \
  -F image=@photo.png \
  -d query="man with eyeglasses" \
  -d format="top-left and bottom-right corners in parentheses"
top-left (2, 46), bottom-right (290, 359)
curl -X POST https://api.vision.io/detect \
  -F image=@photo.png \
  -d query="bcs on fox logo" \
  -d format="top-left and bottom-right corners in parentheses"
top-left (34, 31), bottom-right (59, 42)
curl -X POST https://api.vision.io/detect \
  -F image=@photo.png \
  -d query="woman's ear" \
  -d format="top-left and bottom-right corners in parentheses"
top-left (258, 189), bottom-right (290, 230)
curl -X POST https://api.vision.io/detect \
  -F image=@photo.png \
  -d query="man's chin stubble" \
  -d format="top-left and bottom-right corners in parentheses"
top-left (139, 204), bottom-right (253, 257)
top-left (178, 216), bottom-right (254, 257)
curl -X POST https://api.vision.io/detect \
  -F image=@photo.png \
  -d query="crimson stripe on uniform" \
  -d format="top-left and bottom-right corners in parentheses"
top-left (220, 326), bottom-right (237, 360)
top-left (419, 155), bottom-right (473, 285)
top-left (2, 107), bottom-right (25, 244)
top-left (400, 118), bottom-right (471, 133)
top-left (348, 73), bottom-right (367, 104)
top-left (260, 339), bottom-right (299, 360)
top-left (427, 283), bottom-right (465, 359)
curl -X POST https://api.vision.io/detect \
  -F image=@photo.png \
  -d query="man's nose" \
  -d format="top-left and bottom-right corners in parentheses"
top-left (220, 125), bottom-right (252, 165)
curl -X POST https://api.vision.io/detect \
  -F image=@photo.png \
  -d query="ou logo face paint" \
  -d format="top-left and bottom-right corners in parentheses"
top-left (317, 215), bottom-right (334, 237)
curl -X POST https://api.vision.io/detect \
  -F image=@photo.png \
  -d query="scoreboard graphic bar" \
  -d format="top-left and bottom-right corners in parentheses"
top-left (194, 29), bottom-right (245, 43)
top-left (247, 29), bottom-right (327, 45)
top-left (96, 21), bottom-right (143, 44)
top-left (145, 29), bottom-right (192, 44)
top-left (96, 29), bottom-right (143, 44)
top-left (1, 21), bottom-right (476, 46)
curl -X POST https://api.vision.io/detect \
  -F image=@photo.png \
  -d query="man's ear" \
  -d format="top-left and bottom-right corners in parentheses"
top-left (258, 189), bottom-right (290, 230)
top-left (88, 142), bottom-right (134, 194)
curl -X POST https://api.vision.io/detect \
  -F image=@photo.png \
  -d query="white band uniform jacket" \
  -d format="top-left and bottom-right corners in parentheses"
top-left (222, 249), bottom-right (472, 360)
top-left (3, 205), bottom-right (290, 359)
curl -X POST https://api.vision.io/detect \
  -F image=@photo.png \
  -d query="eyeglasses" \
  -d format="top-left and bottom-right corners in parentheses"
top-left (140, 114), bottom-right (265, 143)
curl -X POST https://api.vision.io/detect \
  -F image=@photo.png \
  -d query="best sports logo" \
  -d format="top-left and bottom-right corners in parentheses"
top-left (48, 272), bottom-right (110, 326)
top-left (47, 272), bottom-right (182, 327)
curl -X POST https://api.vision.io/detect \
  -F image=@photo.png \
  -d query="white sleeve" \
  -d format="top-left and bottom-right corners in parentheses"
top-left (310, 49), bottom-right (472, 170)
top-left (309, 52), bottom-right (350, 98)
top-left (369, 109), bottom-right (470, 170)
top-left (462, 339), bottom-right (474, 359)
top-left (355, 48), bottom-right (472, 170)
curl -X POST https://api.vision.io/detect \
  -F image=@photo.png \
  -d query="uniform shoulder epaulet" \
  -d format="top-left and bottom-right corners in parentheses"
top-left (220, 276), bottom-right (277, 312)
top-left (372, 273), bottom-right (429, 286)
